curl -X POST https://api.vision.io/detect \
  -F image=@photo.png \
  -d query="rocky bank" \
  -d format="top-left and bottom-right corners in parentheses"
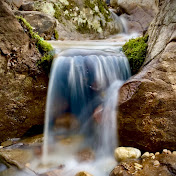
top-left (118, 0), bottom-right (176, 152)
top-left (0, 0), bottom-right (48, 143)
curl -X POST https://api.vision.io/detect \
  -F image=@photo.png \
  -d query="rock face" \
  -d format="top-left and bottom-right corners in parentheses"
top-left (116, 0), bottom-right (158, 33)
top-left (118, 0), bottom-right (176, 152)
top-left (0, 1), bottom-right (48, 142)
top-left (19, 0), bottom-right (124, 40)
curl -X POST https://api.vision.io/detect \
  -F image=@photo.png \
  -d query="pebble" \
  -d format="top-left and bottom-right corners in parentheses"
top-left (149, 153), bottom-right (154, 157)
top-left (114, 147), bottom-right (141, 162)
top-left (75, 171), bottom-right (93, 176)
top-left (167, 150), bottom-right (171, 154)
top-left (163, 149), bottom-right (168, 154)
top-left (173, 151), bottom-right (176, 155)
top-left (153, 160), bottom-right (160, 167)
top-left (134, 163), bottom-right (143, 170)
top-left (162, 149), bottom-right (171, 154)
top-left (151, 155), bottom-right (155, 159)
top-left (141, 152), bottom-right (149, 159)
top-left (155, 152), bottom-right (160, 155)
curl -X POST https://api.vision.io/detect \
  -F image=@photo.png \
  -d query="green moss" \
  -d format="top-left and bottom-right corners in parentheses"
top-left (54, 29), bottom-right (59, 40)
top-left (85, 0), bottom-right (95, 9)
top-left (53, 4), bottom-right (62, 22)
top-left (122, 35), bottom-right (148, 75)
top-left (76, 22), bottom-right (91, 34)
top-left (16, 16), bottom-right (54, 73)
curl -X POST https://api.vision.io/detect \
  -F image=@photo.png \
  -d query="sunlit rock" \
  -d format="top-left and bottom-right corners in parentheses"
top-left (118, 0), bottom-right (176, 152)
top-left (75, 171), bottom-right (93, 176)
top-left (114, 147), bottom-right (141, 162)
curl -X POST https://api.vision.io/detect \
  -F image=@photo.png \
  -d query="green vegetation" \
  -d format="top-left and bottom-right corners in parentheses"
top-left (53, 4), bottom-right (62, 22)
top-left (122, 35), bottom-right (148, 75)
top-left (54, 29), bottom-right (59, 40)
top-left (16, 16), bottom-right (54, 73)
top-left (84, 0), bottom-right (111, 22)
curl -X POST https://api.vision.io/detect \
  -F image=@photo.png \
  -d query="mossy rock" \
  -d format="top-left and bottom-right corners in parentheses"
top-left (122, 35), bottom-right (148, 75)
top-left (16, 16), bottom-right (54, 73)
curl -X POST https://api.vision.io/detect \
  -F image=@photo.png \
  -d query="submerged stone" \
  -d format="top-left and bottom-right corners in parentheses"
top-left (75, 171), bottom-right (93, 176)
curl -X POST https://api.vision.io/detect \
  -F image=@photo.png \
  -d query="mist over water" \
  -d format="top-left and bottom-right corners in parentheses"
top-left (41, 48), bottom-right (131, 176)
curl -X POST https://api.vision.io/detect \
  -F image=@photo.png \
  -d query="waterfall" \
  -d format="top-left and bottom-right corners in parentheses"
top-left (42, 48), bottom-right (131, 175)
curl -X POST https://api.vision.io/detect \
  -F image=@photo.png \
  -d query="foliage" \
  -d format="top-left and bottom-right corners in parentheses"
top-left (122, 35), bottom-right (148, 75)
top-left (16, 16), bottom-right (54, 73)
top-left (53, 4), bottom-right (62, 22)
top-left (54, 29), bottom-right (59, 40)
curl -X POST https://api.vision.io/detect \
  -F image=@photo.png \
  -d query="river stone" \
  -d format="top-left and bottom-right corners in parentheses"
top-left (118, 0), bottom-right (176, 152)
top-left (0, 1), bottom-right (48, 143)
top-left (75, 171), bottom-right (93, 176)
top-left (110, 152), bottom-right (176, 176)
top-left (114, 147), bottom-right (141, 162)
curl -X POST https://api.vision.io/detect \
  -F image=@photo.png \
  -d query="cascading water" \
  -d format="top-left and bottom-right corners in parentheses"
top-left (41, 47), bottom-right (131, 176)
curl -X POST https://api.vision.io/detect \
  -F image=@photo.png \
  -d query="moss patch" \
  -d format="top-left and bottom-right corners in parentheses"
top-left (54, 29), bottom-right (59, 40)
top-left (16, 16), bottom-right (54, 73)
top-left (122, 35), bottom-right (148, 75)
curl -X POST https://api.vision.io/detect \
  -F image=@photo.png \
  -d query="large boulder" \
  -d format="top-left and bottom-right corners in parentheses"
top-left (118, 0), bottom-right (176, 152)
top-left (15, 11), bottom-right (57, 40)
top-left (0, 1), bottom-right (48, 143)
top-left (117, 0), bottom-right (159, 33)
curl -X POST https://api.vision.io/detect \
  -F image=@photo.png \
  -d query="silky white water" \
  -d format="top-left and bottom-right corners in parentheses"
top-left (40, 47), bottom-right (131, 176)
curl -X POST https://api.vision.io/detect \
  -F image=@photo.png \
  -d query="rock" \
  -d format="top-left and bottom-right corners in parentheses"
top-left (117, 0), bottom-right (158, 15)
top-left (76, 148), bottom-right (95, 162)
top-left (12, 0), bottom-right (23, 8)
top-left (117, 0), bottom-right (158, 34)
top-left (1, 140), bottom-right (13, 147)
top-left (118, 0), bottom-right (176, 152)
top-left (0, 1), bottom-right (48, 143)
top-left (54, 113), bottom-right (80, 131)
top-left (20, 2), bottom-right (34, 11)
top-left (15, 11), bottom-right (57, 40)
top-left (0, 149), bottom-right (33, 169)
top-left (25, 0), bottom-right (124, 40)
top-left (75, 171), bottom-right (93, 176)
top-left (114, 147), bottom-right (141, 162)
top-left (110, 152), bottom-right (176, 176)
top-left (5, 0), bottom-right (23, 9)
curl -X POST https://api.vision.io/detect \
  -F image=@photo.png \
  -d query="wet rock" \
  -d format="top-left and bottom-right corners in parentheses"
top-left (114, 147), bottom-right (141, 162)
top-left (76, 148), bottom-right (95, 162)
top-left (15, 11), bottom-right (57, 40)
top-left (118, 0), bottom-right (176, 152)
top-left (0, 1), bottom-right (48, 143)
top-left (54, 113), bottom-right (80, 131)
top-left (0, 149), bottom-right (33, 169)
top-left (110, 152), bottom-right (176, 176)
top-left (75, 171), bottom-right (93, 176)
top-left (20, 134), bottom-right (43, 145)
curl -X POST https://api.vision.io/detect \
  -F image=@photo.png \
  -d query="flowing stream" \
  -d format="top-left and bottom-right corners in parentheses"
top-left (40, 44), bottom-right (131, 175)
